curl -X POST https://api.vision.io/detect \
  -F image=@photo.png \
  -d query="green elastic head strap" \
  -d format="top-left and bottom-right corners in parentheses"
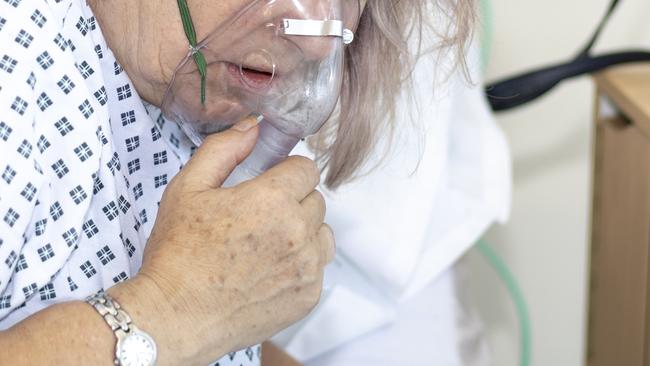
top-left (177, 0), bottom-right (207, 104)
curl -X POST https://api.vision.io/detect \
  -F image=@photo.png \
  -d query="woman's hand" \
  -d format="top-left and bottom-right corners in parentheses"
top-left (122, 117), bottom-right (334, 365)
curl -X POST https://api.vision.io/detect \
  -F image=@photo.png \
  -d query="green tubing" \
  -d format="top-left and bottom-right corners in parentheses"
top-left (479, 0), bottom-right (494, 73)
top-left (177, 0), bottom-right (207, 104)
top-left (476, 3), bottom-right (530, 362)
top-left (476, 240), bottom-right (532, 366)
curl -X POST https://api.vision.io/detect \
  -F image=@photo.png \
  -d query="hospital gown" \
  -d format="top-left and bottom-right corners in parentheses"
top-left (0, 0), bottom-right (258, 364)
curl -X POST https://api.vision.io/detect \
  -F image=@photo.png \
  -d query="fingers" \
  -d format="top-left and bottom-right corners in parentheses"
top-left (257, 155), bottom-right (320, 202)
top-left (180, 116), bottom-right (259, 191)
top-left (300, 190), bottom-right (326, 228)
top-left (318, 223), bottom-right (336, 267)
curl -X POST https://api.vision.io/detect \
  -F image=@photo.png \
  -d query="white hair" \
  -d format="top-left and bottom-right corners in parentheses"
top-left (310, 0), bottom-right (477, 189)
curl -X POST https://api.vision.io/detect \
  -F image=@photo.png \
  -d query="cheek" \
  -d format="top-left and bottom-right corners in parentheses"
top-left (156, 36), bottom-right (191, 87)
top-left (156, 1), bottom-right (247, 86)
top-left (189, 1), bottom-right (248, 40)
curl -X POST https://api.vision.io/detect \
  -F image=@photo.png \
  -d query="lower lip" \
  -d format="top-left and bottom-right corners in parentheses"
top-left (226, 63), bottom-right (274, 90)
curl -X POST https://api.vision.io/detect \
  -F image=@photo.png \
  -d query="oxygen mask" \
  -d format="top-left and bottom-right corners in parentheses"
top-left (161, 0), bottom-right (360, 184)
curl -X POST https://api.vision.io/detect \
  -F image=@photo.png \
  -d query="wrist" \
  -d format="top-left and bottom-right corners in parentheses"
top-left (107, 274), bottom-right (195, 366)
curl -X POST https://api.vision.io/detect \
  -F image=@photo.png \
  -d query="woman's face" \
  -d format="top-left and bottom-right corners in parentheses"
top-left (94, 0), bottom-right (366, 107)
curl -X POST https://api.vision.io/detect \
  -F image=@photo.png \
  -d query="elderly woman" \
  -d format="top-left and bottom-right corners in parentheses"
top-left (0, 0), bottom-right (495, 365)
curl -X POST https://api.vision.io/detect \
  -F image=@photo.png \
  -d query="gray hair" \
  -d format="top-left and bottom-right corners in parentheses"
top-left (309, 0), bottom-right (477, 189)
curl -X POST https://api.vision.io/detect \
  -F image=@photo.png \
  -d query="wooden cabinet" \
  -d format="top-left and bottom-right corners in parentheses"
top-left (588, 64), bottom-right (650, 366)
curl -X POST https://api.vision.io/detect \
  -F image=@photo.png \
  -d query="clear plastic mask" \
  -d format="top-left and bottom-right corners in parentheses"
top-left (161, 0), bottom-right (360, 147)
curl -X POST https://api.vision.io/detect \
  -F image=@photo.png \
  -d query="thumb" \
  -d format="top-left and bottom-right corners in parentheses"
top-left (180, 116), bottom-right (259, 190)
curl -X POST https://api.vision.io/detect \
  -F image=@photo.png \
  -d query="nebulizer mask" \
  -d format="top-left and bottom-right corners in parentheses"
top-left (162, 0), bottom-right (360, 185)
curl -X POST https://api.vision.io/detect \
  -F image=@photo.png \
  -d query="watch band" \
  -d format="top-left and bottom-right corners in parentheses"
top-left (86, 290), bottom-right (133, 334)
top-left (86, 289), bottom-right (156, 366)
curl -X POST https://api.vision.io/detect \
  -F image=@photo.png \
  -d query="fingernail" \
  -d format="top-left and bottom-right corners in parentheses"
top-left (232, 115), bottom-right (262, 132)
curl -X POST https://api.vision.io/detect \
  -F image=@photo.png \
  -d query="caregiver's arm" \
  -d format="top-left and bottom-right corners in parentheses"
top-left (0, 118), bottom-right (334, 366)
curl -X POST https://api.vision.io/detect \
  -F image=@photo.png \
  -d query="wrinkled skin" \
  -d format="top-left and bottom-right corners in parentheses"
top-left (89, 0), bottom-right (366, 106)
top-left (115, 118), bottom-right (334, 365)
top-left (86, 0), bottom-right (365, 363)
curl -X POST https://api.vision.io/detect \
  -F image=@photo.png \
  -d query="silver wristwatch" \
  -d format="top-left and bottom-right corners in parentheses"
top-left (86, 290), bottom-right (158, 366)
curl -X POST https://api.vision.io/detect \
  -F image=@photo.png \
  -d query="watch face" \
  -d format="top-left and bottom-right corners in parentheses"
top-left (118, 330), bottom-right (157, 366)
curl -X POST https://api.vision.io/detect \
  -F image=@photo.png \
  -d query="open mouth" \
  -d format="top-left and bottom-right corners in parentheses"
top-left (227, 62), bottom-right (275, 90)
top-left (243, 67), bottom-right (274, 84)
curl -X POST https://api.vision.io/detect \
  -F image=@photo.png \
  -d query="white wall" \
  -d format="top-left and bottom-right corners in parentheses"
top-left (463, 1), bottom-right (650, 365)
